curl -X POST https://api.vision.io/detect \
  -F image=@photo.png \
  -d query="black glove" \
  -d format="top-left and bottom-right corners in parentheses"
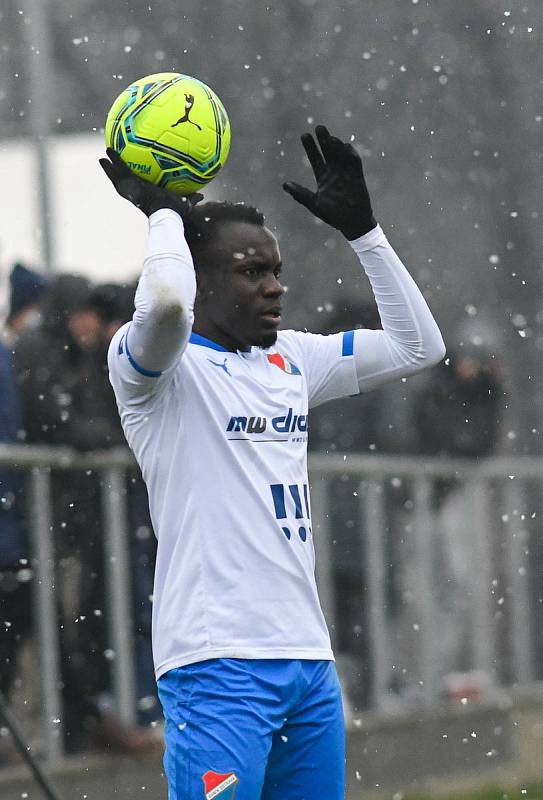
top-left (283, 125), bottom-right (377, 240)
top-left (99, 148), bottom-right (203, 218)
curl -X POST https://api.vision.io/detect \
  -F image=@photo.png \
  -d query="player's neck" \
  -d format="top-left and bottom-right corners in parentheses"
top-left (191, 323), bottom-right (247, 353)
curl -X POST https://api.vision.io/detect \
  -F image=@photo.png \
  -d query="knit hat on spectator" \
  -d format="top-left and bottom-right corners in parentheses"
top-left (8, 263), bottom-right (49, 321)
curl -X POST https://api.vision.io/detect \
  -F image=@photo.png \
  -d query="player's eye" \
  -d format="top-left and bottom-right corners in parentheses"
top-left (244, 268), bottom-right (259, 278)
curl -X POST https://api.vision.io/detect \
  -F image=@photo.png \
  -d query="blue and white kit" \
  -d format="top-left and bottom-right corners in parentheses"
top-left (108, 209), bottom-right (445, 799)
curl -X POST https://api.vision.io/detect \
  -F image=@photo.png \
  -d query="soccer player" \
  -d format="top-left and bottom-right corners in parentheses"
top-left (100, 125), bottom-right (445, 800)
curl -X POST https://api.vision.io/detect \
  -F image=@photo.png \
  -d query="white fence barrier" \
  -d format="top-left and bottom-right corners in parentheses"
top-left (310, 453), bottom-right (540, 712)
top-left (0, 445), bottom-right (540, 762)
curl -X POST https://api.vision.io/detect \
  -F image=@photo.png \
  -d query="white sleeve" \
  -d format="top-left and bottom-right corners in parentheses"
top-left (350, 224), bottom-right (446, 392)
top-left (107, 208), bottom-right (196, 407)
top-left (281, 224), bottom-right (445, 409)
top-left (277, 329), bottom-right (360, 410)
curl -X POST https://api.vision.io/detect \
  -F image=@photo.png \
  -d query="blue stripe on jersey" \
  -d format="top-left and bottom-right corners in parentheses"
top-left (303, 483), bottom-right (311, 518)
top-left (270, 484), bottom-right (287, 519)
top-left (342, 330), bottom-right (355, 357)
top-left (124, 328), bottom-right (162, 378)
top-left (189, 332), bottom-right (229, 352)
top-left (288, 485), bottom-right (304, 519)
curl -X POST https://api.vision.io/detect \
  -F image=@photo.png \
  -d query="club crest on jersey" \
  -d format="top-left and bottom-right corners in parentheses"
top-left (202, 770), bottom-right (238, 800)
top-left (267, 352), bottom-right (301, 376)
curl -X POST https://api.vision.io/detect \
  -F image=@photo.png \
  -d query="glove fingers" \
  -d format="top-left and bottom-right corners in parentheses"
top-left (283, 181), bottom-right (318, 213)
top-left (106, 147), bottom-right (128, 170)
top-left (102, 149), bottom-right (204, 217)
top-left (105, 148), bottom-right (138, 182)
top-left (315, 125), bottom-right (343, 164)
top-left (99, 157), bottom-right (119, 187)
top-left (341, 142), bottom-right (364, 176)
top-left (283, 181), bottom-right (316, 214)
top-left (300, 133), bottom-right (326, 181)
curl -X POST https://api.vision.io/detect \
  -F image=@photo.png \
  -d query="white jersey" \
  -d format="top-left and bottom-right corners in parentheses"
top-left (110, 324), bottom-right (358, 677)
top-left (108, 209), bottom-right (445, 679)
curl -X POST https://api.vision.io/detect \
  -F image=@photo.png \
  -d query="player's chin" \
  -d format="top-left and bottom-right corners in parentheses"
top-left (253, 329), bottom-right (279, 349)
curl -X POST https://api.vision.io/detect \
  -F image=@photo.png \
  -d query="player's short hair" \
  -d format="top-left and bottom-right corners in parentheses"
top-left (184, 201), bottom-right (265, 271)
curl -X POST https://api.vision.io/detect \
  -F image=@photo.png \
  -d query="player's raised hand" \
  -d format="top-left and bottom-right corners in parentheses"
top-left (283, 125), bottom-right (376, 240)
top-left (99, 148), bottom-right (203, 218)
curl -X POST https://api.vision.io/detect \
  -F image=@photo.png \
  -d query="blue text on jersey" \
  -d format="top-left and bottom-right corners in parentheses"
top-left (226, 408), bottom-right (308, 434)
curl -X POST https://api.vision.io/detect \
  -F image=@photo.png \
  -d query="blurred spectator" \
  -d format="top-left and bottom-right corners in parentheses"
top-left (0, 276), bottom-right (40, 762)
top-left (413, 349), bottom-right (502, 460)
top-left (15, 275), bottom-right (112, 446)
top-left (14, 274), bottom-right (157, 753)
top-left (0, 339), bottom-right (29, 707)
top-left (2, 263), bottom-right (49, 346)
top-left (412, 348), bottom-right (503, 687)
top-left (88, 281), bottom-right (137, 345)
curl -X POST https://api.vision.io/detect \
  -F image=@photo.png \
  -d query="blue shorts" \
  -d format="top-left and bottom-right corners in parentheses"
top-left (157, 658), bottom-right (345, 800)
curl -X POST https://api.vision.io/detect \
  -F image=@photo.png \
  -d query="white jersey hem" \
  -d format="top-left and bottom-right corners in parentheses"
top-left (155, 647), bottom-right (335, 680)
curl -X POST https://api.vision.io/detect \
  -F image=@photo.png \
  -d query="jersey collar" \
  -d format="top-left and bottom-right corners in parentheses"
top-left (189, 332), bottom-right (229, 352)
top-left (189, 332), bottom-right (263, 354)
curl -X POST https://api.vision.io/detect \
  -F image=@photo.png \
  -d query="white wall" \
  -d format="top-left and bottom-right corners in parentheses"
top-left (0, 132), bottom-right (150, 314)
top-left (50, 133), bottom-right (149, 280)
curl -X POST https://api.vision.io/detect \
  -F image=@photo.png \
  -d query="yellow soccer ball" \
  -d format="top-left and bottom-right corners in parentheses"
top-left (105, 72), bottom-right (231, 195)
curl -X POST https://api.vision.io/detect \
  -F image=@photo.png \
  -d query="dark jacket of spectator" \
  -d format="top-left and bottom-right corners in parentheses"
top-left (0, 341), bottom-right (25, 567)
top-left (14, 274), bottom-right (125, 452)
top-left (13, 274), bottom-right (126, 746)
top-left (10, 275), bottom-right (159, 752)
top-left (413, 350), bottom-right (502, 458)
top-left (0, 340), bottom-right (32, 700)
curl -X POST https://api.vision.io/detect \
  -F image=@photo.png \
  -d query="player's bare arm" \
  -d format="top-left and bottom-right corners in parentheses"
top-left (284, 125), bottom-right (446, 390)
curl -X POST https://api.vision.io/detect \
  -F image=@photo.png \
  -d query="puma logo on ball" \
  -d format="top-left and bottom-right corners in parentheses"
top-left (171, 94), bottom-right (202, 130)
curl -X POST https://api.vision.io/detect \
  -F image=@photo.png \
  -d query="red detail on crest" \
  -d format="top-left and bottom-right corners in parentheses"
top-left (267, 352), bottom-right (301, 376)
top-left (202, 770), bottom-right (237, 794)
top-left (267, 353), bottom-right (285, 371)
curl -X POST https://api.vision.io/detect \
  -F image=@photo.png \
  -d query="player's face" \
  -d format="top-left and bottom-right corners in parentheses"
top-left (195, 222), bottom-right (284, 351)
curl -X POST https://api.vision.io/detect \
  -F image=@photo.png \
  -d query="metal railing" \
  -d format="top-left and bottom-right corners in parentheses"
top-left (0, 444), bottom-right (136, 762)
top-left (310, 452), bottom-right (540, 711)
top-left (1, 445), bottom-right (541, 761)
